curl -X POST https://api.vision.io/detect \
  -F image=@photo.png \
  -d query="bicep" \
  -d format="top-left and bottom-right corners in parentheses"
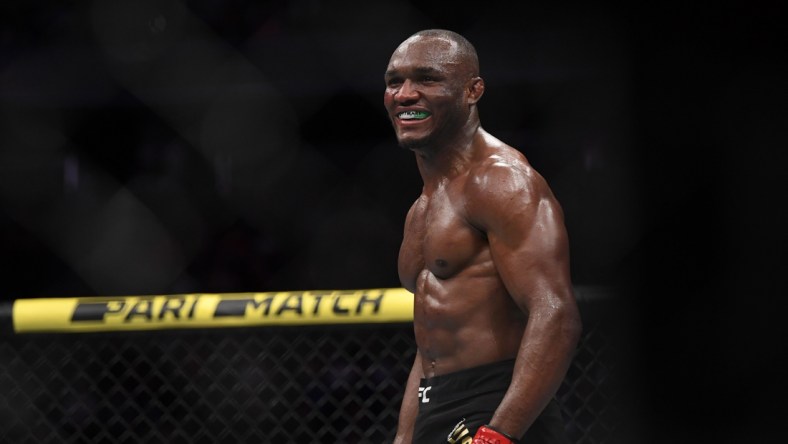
top-left (476, 179), bottom-right (574, 312)
top-left (499, 199), bottom-right (571, 297)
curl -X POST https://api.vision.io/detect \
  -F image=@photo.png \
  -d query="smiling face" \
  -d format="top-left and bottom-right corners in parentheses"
top-left (384, 34), bottom-right (480, 152)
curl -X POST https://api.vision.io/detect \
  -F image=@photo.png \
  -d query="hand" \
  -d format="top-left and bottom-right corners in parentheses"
top-left (471, 425), bottom-right (518, 444)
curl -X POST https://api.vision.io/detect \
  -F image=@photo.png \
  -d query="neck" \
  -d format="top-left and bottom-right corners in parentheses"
top-left (414, 123), bottom-right (484, 187)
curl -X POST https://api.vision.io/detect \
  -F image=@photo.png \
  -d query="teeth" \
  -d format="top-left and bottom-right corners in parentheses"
top-left (398, 110), bottom-right (430, 120)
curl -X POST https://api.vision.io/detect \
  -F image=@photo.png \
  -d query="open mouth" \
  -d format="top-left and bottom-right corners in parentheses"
top-left (397, 110), bottom-right (431, 121)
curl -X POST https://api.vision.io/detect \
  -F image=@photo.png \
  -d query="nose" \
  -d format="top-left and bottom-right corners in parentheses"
top-left (395, 79), bottom-right (419, 103)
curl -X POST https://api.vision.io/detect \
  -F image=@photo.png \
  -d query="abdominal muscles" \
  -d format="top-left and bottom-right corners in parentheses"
top-left (412, 260), bottom-right (526, 377)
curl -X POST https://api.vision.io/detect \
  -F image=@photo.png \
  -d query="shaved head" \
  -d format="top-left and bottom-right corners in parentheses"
top-left (398, 29), bottom-right (480, 78)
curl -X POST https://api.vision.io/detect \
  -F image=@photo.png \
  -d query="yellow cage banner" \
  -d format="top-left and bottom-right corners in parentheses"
top-left (12, 288), bottom-right (414, 333)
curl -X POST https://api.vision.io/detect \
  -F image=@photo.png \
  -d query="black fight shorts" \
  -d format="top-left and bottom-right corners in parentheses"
top-left (412, 359), bottom-right (570, 444)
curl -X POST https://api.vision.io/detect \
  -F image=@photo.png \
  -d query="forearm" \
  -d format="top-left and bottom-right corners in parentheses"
top-left (489, 304), bottom-right (582, 439)
top-left (394, 351), bottom-right (423, 444)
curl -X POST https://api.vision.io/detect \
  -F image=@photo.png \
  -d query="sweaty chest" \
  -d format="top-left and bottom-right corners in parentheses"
top-left (398, 193), bottom-right (486, 290)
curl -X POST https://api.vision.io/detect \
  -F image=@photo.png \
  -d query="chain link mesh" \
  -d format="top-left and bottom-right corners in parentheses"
top-left (1, 306), bottom-right (619, 443)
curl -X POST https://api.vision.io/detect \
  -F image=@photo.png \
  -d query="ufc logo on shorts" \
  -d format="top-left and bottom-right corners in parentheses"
top-left (418, 386), bottom-right (432, 403)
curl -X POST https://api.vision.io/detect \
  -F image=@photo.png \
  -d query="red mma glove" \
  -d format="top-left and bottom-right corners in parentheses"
top-left (471, 425), bottom-right (519, 444)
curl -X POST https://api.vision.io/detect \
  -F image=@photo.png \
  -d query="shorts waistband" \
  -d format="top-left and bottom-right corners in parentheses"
top-left (419, 359), bottom-right (515, 399)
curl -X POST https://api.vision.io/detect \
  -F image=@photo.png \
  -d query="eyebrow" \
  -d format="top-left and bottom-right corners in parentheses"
top-left (385, 66), bottom-right (442, 79)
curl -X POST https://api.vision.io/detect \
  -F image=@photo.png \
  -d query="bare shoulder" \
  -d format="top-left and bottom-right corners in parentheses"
top-left (463, 135), bottom-right (563, 236)
top-left (465, 137), bottom-right (551, 203)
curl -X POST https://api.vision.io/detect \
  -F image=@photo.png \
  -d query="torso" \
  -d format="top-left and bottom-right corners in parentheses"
top-left (399, 142), bottom-right (529, 378)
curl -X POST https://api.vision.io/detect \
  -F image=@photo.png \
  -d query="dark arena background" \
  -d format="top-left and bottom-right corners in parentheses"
top-left (1, 1), bottom-right (786, 443)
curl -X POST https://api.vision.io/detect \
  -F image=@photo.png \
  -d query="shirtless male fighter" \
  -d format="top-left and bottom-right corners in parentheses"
top-left (385, 29), bottom-right (582, 444)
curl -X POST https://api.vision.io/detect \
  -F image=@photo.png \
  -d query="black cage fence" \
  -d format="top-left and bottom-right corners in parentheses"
top-left (0, 289), bottom-right (622, 444)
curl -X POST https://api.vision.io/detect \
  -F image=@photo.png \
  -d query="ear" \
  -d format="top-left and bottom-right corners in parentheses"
top-left (467, 77), bottom-right (485, 104)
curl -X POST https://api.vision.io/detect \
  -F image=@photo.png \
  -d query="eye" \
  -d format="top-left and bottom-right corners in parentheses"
top-left (386, 77), bottom-right (403, 87)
